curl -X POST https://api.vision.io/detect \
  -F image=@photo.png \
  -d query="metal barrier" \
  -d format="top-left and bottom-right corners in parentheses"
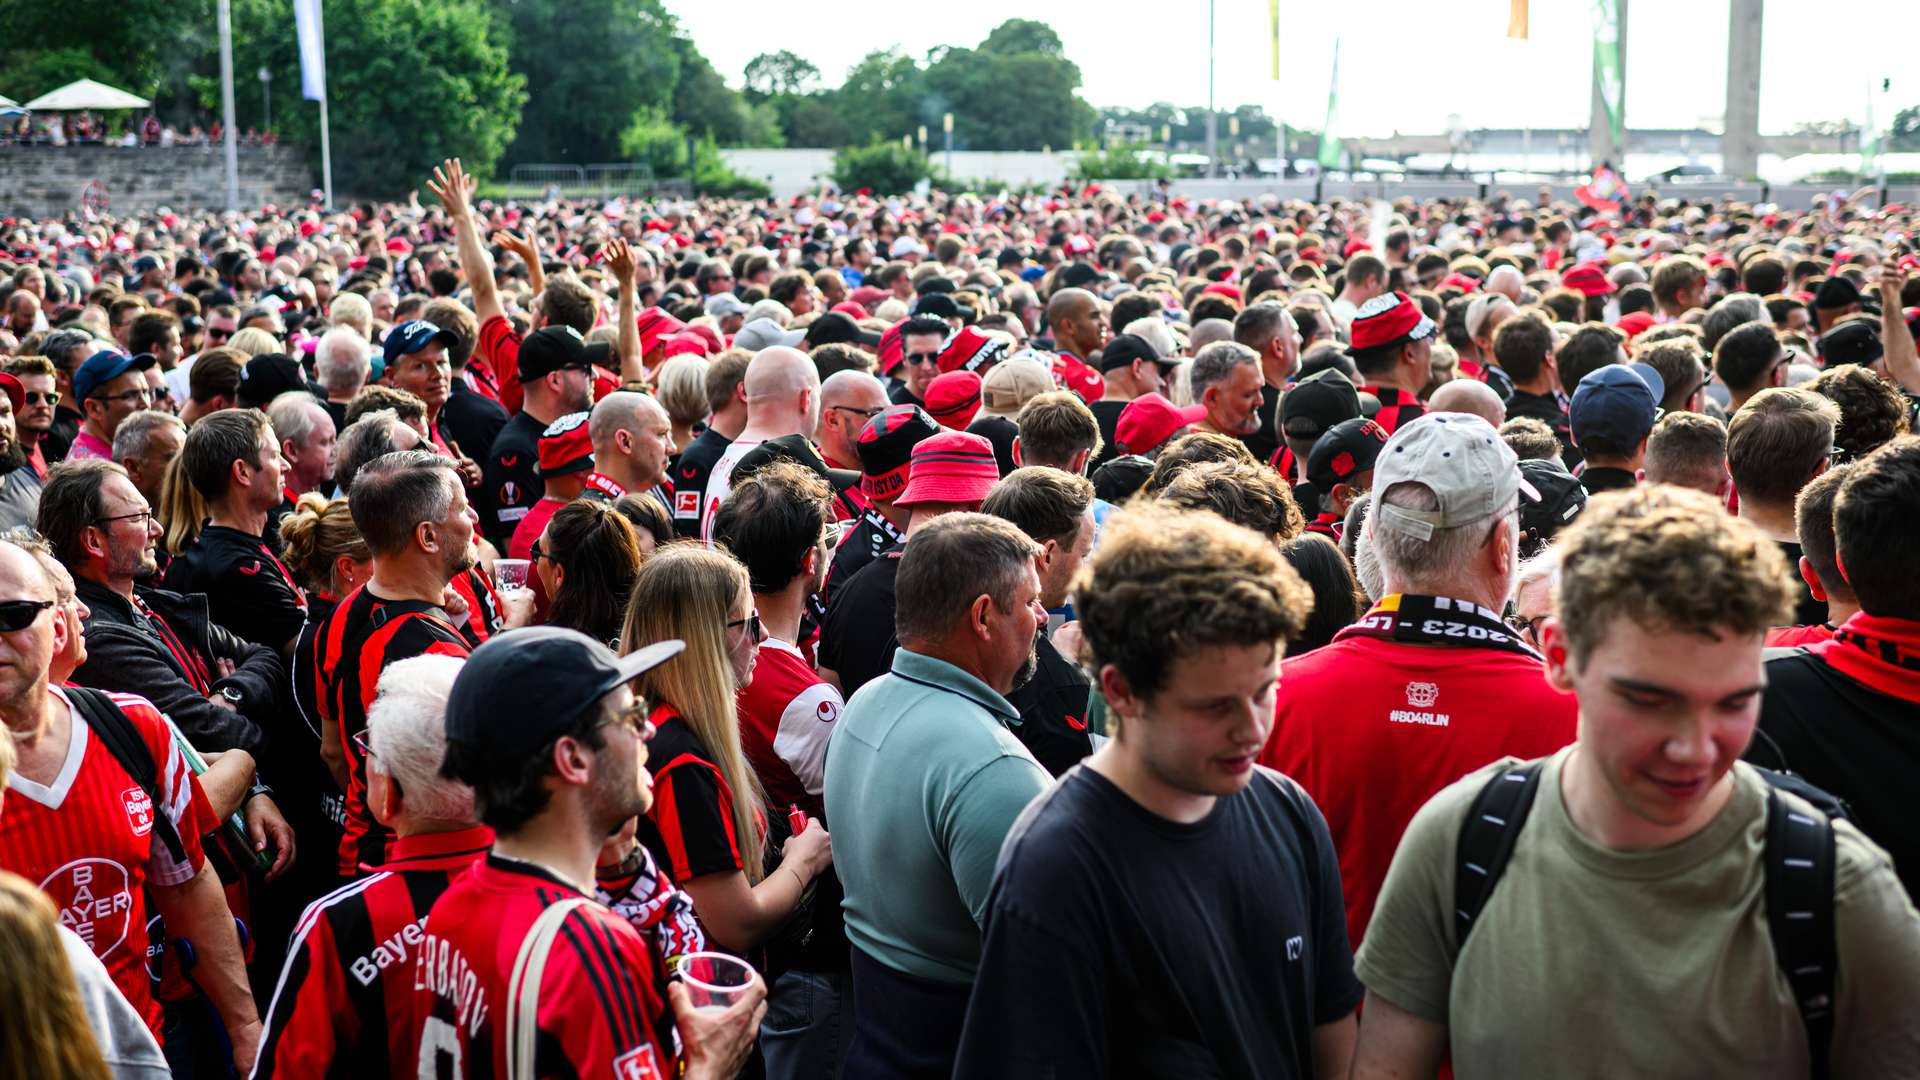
top-left (505, 163), bottom-right (667, 200)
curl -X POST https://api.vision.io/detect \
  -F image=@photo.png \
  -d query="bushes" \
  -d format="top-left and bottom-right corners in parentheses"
top-left (832, 142), bottom-right (932, 195)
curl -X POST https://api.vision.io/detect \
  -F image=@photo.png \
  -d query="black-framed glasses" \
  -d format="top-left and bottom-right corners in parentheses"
top-left (23, 390), bottom-right (59, 406)
top-left (1503, 609), bottom-right (1548, 643)
top-left (1828, 446), bottom-right (1852, 467)
top-left (93, 508), bottom-right (156, 528)
top-left (829, 404), bottom-right (884, 421)
top-left (0, 599), bottom-right (54, 633)
top-left (905, 352), bottom-right (941, 368)
top-left (351, 728), bottom-right (374, 759)
top-left (726, 612), bottom-right (763, 641)
top-left (529, 541), bottom-right (553, 564)
top-left (206, 326), bottom-right (234, 341)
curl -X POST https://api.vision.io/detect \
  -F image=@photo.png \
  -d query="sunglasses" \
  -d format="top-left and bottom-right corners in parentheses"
top-left (23, 391), bottom-right (59, 406)
top-left (0, 599), bottom-right (54, 633)
top-left (206, 327), bottom-right (234, 341)
top-left (905, 352), bottom-right (941, 368)
top-left (725, 612), bottom-right (764, 641)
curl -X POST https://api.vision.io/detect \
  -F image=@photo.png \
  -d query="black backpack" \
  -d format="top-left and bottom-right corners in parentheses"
top-left (1454, 760), bottom-right (1846, 1080)
top-left (67, 686), bottom-right (188, 864)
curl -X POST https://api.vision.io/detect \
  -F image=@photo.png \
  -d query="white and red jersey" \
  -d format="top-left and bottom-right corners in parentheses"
top-left (735, 637), bottom-right (841, 820)
top-left (0, 686), bottom-right (206, 1033)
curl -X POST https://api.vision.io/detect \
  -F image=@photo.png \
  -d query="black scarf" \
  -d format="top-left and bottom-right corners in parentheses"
top-left (1334, 593), bottom-right (1541, 659)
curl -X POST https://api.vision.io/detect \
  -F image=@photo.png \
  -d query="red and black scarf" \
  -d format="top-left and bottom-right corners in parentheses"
top-left (1808, 613), bottom-right (1920, 701)
top-left (1334, 593), bottom-right (1541, 659)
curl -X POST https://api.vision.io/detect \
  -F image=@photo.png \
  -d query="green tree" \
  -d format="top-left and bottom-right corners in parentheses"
top-left (0, 0), bottom-right (208, 102)
top-left (832, 49), bottom-right (926, 146)
top-left (743, 51), bottom-right (821, 99)
top-left (832, 141), bottom-right (930, 194)
top-left (1893, 105), bottom-right (1920, 151)
top-left (492, 0), bottom-right (679, 164)
top-left (671, 40), bottom-right (753, 144)
top-left (777, 95), bottom-right (850, 148)
top-left (226, 0), bottom-right (525, 197)
top-left (924, 20), bottom-right (1090, 151)
top-left (1071, 143), bottom-right (1169, 181)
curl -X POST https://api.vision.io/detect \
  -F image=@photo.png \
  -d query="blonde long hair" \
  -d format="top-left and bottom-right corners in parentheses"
top-left (0, 870), bottom-right (114, 1080)
top-left (157, 450), bottom-right (207, 557)
top-left (620, 545), bottom-right (768, 881)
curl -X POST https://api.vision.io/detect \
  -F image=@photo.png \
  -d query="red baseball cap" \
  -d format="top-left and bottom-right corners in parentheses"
top-left (1347, 292), bottom-right (1438, 355)
top-left (635, 308), bottom-right (686, 357)
top-left (537, 411), bottom-right (594, 477)
top-left (925, 371), bottom-right (983, 430)
top-left (894, 430), bottom-right (999, 507)
top-left (0, 372), bottom-right (21, 415)
top-left (937, 326), bottom-right (1008, 374)
top-left (1116, 393), bottom-right (1207, 457)
top-left (1616, 311), bottom-right (1658, 342)
top-left (1561, 263), bottom-right (1615, 297)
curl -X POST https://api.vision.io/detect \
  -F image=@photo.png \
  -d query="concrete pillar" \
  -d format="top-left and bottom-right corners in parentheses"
top-left (1723, 0), bottom-right (1764, 179)
top-left (1589, 0), bottom-right (1628, 167)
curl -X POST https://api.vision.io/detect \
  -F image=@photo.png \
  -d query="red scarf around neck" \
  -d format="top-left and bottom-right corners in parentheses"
top-left (1807, 612), bottom-right (1920, 701)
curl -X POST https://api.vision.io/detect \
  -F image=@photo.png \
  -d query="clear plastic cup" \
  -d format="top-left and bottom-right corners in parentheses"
top-left (492, 558), bottom-right (531, 596)
top-left (677, 951), bottom-right (756, 1013)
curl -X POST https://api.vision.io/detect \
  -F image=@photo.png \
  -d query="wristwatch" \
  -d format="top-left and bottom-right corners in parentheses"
top-left (245, 783), bottom-right (275, 806)
top-left (218, 686), bottom-right (245, 706)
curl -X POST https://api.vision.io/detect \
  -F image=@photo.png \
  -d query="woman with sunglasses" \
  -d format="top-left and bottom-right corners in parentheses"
top-left (534, 499), bottom-right (646, 648)
top-left (619, 545), bottom-right (833, 959)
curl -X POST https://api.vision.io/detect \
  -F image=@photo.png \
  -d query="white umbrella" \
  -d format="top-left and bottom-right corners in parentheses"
top-left (22, 79), bottom-right (150, 111)
top-left (0, 95), bottom-right (16, 108)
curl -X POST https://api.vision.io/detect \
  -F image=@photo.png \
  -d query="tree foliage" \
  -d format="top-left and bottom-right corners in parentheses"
top-left (226, 0), bottom-right (525, 197)
top-left (921, 21), bottom-right (1090, 151)
top-left (1072, 143), bottom-right (1169, 181)
top-left (835, 49), bottom-right (928, 146)
top-left (492, 0), bottom-right (679, 164)
top-left (832, 142), bottom-right (932, 194)
top-left (1893, 105), bottom-right (1920, 152)
top-left (0, 0), bottom-right (208, 102)
top-left (743, 51), bottom-right (821, 99)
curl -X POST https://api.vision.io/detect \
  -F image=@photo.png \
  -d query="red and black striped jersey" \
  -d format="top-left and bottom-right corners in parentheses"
top-left (637, 705), bottom-right (761, 885)
top-left (1358, 385), bottom-right (1426, 435)
top-left (409, 854), bottom-right (678, 1080)
top-left (310, 585), bottom-right (471, 877)
top-left (447, 565), bottom-right (504, 648)
top-left (0, 686), bottom-right (206, 1034)
top-left (251, 825), bottom-right (493, 1079)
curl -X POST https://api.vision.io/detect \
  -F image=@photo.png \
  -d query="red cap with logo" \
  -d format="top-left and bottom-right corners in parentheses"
top-left (1347, 292), bottom-right (1438, 355)
top-left (1116, 393), bottom-right (1207, 457)
top-left (537, 411), bottom-right (594, 477)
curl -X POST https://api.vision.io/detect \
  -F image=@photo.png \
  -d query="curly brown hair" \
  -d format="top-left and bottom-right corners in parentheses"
top-left (1156, 460), bottom-right (1305, 541)
top-left (1808, 365), bottom-right (1909, 460)
top-left (1073, 504), bottom-right (1312, 699)
top-left (1143, 431), bottom-right (1256, 495)
top-left (1554, 485), bottom-right (1792, 665)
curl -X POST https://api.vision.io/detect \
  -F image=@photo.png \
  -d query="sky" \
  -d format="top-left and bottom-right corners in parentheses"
top-left (661, 0), bottom-right (1915, 138)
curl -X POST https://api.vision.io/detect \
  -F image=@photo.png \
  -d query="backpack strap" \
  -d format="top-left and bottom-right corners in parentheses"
top-left (506, 896), bottom-right (592, 1080)
top-left (1763, 785), bottom-right (1837, 1080)
top-left (67, 687), bottom-right (187, 864)
top-left (1452, 760), bottom-right (1545, 954)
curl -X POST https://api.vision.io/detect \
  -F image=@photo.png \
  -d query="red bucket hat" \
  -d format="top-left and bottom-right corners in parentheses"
top-left (635, 308), bottom-right (686, 356)
top-left (1347, 292), bottom-right (1438, 356)
top-left (537, 411), bottom-right (594, 477)
top-left (936, 326), bottom-right (1009, 374)
top-left (894, 430), bottom-right (999, 508)
top-left (1561, 262), bottom-right (1616, 297)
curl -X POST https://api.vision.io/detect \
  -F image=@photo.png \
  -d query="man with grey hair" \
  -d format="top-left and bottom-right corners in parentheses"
top-left (586, 389), bottom-right (673, 507)
top-left (1260, 412), bottom-right (1578, 952)
top-left (266, 391), bottom-right (337, 498)
top-left (331, 409), bottom-right (423, 498)
top-left (314, 324), bottom-right (371, 431)
top-left (700, 346), bottom-right (820, 540)
top-left (1485, 265), bottom-right (1525, 305)
top-left (254, 654), bottom-right (489, 1074)
top-left (824, 512), bottom-right (1050, 1078)
top-left (1188, 341), bottom-right (1265, 440)
top-left (1232, 302), bottom-right (1304, 463)
top-left (110, 408), bottom-right (186, 512)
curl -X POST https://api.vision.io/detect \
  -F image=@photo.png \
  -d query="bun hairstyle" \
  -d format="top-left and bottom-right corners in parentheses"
top-left (277, 493), bottom-right (370, 595)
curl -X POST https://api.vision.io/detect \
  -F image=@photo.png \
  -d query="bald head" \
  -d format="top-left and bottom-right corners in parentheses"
top-left (1428, 379), bottom-right (1507, 428)
top-left (821, 369), bottom-right (887, 408)
top-left (1046, 287), bottom-right (1098, 325)
top-left (1486, 265), bottom-right (1525, 303)
top-left (1188, 318), bottom-right (1235, 356)
top-left (589, 390), bottom-right (668, 450)
top-left (741, 345), bottom-right (821, 438)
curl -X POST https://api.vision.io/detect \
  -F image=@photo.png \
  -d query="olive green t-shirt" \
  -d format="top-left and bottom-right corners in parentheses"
top-left (1356, 748), bottom-right (1920, 1078)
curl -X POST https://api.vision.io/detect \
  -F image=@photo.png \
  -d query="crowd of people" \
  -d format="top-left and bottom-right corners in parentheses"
top-left (0, 154), bottom-right (1917, 1079)
top-left (0, 113), bottom-right (270, 149)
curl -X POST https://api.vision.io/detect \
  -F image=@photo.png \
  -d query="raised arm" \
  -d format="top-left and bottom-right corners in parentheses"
top-left (1878, 266), bottom-right (1920, 395)
top-left (606, 238), bottom-right (643, 385)
top-left (426, 158), bottom-right (503, 325)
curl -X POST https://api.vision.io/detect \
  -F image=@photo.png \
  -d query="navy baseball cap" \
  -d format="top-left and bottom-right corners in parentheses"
top-left (443, 627), bottom-right (685, 769)
top-left (73, 350), bottom-right (157, 403)
top-left (1570, 363), bottom-right (1665, 451)
top-left (380, 319), bottom-right (458, 369)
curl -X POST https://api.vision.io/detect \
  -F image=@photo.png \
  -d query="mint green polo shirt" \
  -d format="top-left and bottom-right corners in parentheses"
top-left (823, 647), bottom-right (1052, 985)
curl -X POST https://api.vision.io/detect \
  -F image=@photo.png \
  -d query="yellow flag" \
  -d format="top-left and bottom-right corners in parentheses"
top-left (1508, 0), bottom-right (1529, 39)
top-left (1270, 0), bottom-right (1282, 79)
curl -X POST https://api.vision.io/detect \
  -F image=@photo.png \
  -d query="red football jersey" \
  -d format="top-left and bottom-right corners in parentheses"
top-left (1261, 635), bottom-right (1577, 949)
top-left (735, 637), bottom-right (842, 820)
top-left (409, 854), bottom-right (678, 1080)
top-left (1765, 622), bottom-right (1836, 648)
top-left (476, 314), bottom-right (524, 414)
top-left (0, 686), bottom-right (206, 1033)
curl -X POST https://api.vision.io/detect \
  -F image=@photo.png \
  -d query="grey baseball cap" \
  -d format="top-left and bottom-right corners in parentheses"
top-left (705, 293), bottom-right (750, 319)
top-left (732, 317), bottom-right (806, 353)
top-left (1372, 412), bottom-right (1540, 541)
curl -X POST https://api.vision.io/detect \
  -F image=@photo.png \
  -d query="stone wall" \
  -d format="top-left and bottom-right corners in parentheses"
top-left (0, 145), bottom-right (314, 218)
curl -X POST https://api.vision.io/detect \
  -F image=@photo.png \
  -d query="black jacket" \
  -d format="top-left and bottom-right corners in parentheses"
top-left (73, 577), bottom-right (287, 756)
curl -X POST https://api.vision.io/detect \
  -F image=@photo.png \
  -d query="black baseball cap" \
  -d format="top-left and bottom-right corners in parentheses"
top-left (803, 311), bottom-right (882, 349)
top-left (1091, 453), bottom-right (1155, 503)
top-left (1097, 333), bottom-right (1161, 374)
top-left (1813, 276), bottom-right (1863, 311)
top-left (1305, 417), bottom-right (1389, 492)
top-left (733, 433), bottom-right (860, 492)
top-left (1518, 457), bottom-right (1588, 544)
top-left (1819, 319), bottom-right (1883, 368)
top-left (518, 326), bottom-right (611, 382)
top-left (913, 293), bottom-right (974, 322)
top-left (1281, 368), bottom-right (1363, 442)
top-left (443, 627), bottom-right (684, 770)
top-left (237, 352), bottom-right (320, 408)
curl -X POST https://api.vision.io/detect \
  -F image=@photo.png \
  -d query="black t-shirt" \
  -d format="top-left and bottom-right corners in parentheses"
top-left (1775, 540), bottom-right (1828, 628)
top-left (1088, 399), bottom-right (1128, 469)
top-left (161, 524), bottom-right (309, 650)
top-left (817, 550), bottom-right (900, 697)
top-left (483, 411), bottom-right (545, 546)
top-left (1242, 382), bottom-right (1282, 466)
top-left (1505, 389), bottom-right (1581, 470)
top-left (440, 382), bottom-right (509, 538)
top-left (888, 382), bottom-right (924, 408)
top-left (1004, 633), bottom-right (1094, 777)
top-left (953, 766), bottom-right (1362, 1079)
top-left (825, 507), bottom-right (904, 602)
top-left (1749, 649), bottom-right (1920, 899)
top-left (323, 398), bottom-right (350, 435)
top-left (1577, 465), bottom-right (1637, 494)
top-left (44, 406), bottom-right (80, 463)
top-left (671, 428), bottom-right (732, 538)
